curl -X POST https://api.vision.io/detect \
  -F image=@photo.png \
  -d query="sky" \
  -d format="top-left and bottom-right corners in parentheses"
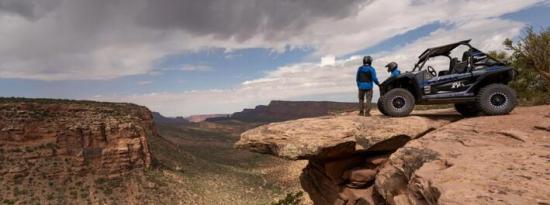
top-left (0, 0), bottom-right (549, 116)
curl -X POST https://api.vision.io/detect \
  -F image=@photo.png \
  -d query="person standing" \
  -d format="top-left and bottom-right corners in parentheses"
top-left (356, 56), bottom-right (380, 116)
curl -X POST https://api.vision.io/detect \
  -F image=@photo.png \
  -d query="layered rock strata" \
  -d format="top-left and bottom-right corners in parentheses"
top-left (0, 99), bottom-right (153, 183)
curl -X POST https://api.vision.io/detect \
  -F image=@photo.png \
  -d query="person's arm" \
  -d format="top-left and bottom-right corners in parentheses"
top-left (356, 68), bottom-right (360, 84)
top-left (372, 68), bottom-right (380, 86)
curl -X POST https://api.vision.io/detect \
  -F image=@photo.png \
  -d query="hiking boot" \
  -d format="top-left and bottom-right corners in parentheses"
top-left (358, 111), bottom-right (364, 116)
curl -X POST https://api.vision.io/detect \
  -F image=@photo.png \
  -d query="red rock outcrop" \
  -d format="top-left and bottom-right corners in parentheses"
top-left (236, 106), bottom-right (550, 205)
top-left (0, 98), bottom-right (153, 189)
top-left (236, 110), bottom-right (459, 204)
top-left (376, 106), bottom-right (550, 205)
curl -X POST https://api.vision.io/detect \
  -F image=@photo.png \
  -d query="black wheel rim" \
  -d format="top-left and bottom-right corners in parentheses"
top-left (392, 96), bottom-right (406, 109)
top-left (489, 93), bottom-right (507, 107)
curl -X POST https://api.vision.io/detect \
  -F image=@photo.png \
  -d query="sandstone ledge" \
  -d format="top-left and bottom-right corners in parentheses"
top-left (236, 113), bottom-right (457, 160)
top-left (235, 106), bottom-right (550, 205)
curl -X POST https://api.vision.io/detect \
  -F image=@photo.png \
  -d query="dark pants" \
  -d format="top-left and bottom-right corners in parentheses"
top-left (358, 89), bottom-right (373, 115)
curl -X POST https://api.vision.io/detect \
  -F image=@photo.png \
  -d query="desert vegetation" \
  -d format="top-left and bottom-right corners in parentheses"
top-left (142, 121), bottom-right (307, 204)
top-left (489, 26), bottom-right (550, 105)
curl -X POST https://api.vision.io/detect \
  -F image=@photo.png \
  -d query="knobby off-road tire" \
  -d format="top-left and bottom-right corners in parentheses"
top-left (454, 102), bottom-right (481, 117)
top-left (476, 84), bottom-right (517, 115)
top-left (377, 97), bottom-right (389, 116)
top-left (380, 88), bottom-right (415, 117)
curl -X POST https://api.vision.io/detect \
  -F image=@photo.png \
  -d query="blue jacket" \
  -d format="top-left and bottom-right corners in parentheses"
top-left (356, 65), bottom-right (380, 90)
top-left (390, 69), bottom-right (401, 78)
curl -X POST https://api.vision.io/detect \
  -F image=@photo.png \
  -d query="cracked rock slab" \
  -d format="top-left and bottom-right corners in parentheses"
top-left (235, 114), bottom-right (456, 160)
top-left (376, 106), bottom-right (550, 205)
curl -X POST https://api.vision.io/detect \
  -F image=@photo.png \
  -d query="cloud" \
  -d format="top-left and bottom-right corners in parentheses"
top-left (0, 0), bottom-right (367, 81)
top-left (137, 80), bottom-right (153, 85)
top-left (136, 0), bottom-right (368, 41)
top-left (302, 0), bottom-right (541, 56)
top-left (0, 0), bottom-right (541, 81)
top-left (178, 64), bottom-right (213, 72)
top-left (0, 0), bottom-right (61, 20)
top-left (321, 55), bottom-right (336, 66)
top-left (95, 17), bottom-right (526, 116)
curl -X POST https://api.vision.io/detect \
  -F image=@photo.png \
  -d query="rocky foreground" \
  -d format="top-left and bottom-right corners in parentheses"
top-left (236, 106), bottom-right (550, 205)
top-left (0, 98), bottom-right (153, 203)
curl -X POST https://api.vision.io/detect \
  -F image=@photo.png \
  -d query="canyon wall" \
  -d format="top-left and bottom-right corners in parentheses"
top-left (0, 98), bottom-right (154, 202)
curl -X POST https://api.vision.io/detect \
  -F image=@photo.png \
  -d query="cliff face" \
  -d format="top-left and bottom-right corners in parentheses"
top-left (0, 98), bottom-right (153, 203)
top-left (236, 106), bottom-right (550, 205)
top-left (231, 100), bottom-right (356, 122)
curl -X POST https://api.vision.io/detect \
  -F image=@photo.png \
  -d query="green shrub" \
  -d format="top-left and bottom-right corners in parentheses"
top-left (271, 191), bottom-right (304, 205)
top-left (489, 26), bottom-right (550, 105)
top-left (95, 178), bottom-right (108, 185)
top-left (2, 199), bottom-right (16, 205)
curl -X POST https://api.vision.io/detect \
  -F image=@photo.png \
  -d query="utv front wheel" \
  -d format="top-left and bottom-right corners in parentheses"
top-left (454, 103), bottom-right (480, 117)
top-left (381, 88), bottom-right (415, 117)
top-left (377, 98), bottom-right (389, 116)
top-left (476, 84), bottom-right (517, 115)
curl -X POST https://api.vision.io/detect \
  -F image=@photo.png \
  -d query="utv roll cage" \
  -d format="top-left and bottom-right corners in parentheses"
top-left (411, 39), bottom-right (505, 73)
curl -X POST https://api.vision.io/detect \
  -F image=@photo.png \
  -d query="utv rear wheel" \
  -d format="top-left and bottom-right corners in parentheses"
top-left (476, 84), bottom-right (517, 115)
top-left (454, 103), bottom-right (480, 117)
top-left (381, 88), bottom-right (415, 117)
top-left (377, 98), bottom-right (389, 116)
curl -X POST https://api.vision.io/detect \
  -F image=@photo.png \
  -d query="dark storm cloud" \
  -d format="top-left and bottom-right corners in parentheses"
top-left (137, 0), bottom-right (369, 41)
top-left (0, 0), bottom-right (61, 20)
top-left (1, 0), bottom-right (537, 82)
top-left (0, 0), bottom-right (371, 81)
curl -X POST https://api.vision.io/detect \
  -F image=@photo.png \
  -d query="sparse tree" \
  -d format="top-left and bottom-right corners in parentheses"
top-left (492, 26), bottom-right (550, 105)
top-left (504, 27), bottom-right (550, 83)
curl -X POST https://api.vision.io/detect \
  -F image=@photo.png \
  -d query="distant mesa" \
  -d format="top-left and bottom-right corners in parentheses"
top-left (186, 114), bottom-right (229, 122)
top-left (214, 100), bottom-right (356, 123)
top-left (152, 100), bottom-right (356, 125)
top-left (152, 112), bottom-right (230, 124)
top-left (152, 112), bottom-right (189, 124)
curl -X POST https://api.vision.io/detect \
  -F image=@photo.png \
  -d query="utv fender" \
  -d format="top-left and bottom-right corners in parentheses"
top-left (468, 67), bottom-right (516, 94)
top-left (380, 76), bottom-right (421, 101)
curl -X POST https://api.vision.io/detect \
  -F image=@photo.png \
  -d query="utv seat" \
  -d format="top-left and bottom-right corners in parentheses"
top-left (448, 50), bottom-right (473, 74)
top-left (441, 58), bottom-right (460, 76)
top-left (453, 62), bottom-right (468, 74)
top-left (451, 51), bottom-right (471, 74)
top-left (462, 50), bottom-right (471, 61)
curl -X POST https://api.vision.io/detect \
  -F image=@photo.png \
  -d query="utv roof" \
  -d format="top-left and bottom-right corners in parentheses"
top-left (418, 39), bottom-right (471, 61)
